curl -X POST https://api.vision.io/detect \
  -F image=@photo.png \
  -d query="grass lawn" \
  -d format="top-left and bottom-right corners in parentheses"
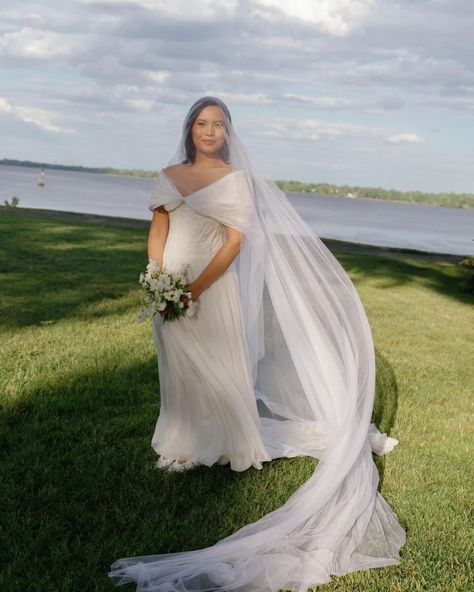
top-left (0, 208), bottom-right (472, 592)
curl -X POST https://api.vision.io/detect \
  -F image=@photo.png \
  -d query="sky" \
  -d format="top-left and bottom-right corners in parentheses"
top-left (1, 0), bottom-right (473, 193)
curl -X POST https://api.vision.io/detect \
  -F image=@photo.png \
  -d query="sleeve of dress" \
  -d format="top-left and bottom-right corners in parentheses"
top-left (148, 174), bottom-right (182, 212)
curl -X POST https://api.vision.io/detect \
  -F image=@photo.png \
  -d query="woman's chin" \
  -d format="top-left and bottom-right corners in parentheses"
top-left (198, 144), bottom-right (222, 156)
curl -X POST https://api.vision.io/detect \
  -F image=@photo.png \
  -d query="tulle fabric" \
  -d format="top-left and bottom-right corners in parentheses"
top-left (109, 96), bottom-right (405, 591)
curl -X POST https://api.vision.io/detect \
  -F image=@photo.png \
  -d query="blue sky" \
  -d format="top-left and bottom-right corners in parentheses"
top-left (1, 0), bottom-right (473, 193)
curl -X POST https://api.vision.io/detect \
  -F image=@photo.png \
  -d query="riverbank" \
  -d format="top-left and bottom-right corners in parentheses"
top-left (0, 205), bottom-right (465, 264)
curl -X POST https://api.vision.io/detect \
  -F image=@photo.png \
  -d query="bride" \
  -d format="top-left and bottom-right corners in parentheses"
top-left (109, 96), bottom-right (406, 591)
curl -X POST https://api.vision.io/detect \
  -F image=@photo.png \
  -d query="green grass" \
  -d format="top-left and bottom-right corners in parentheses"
top-left (0, 212), bottom-right (473, 592)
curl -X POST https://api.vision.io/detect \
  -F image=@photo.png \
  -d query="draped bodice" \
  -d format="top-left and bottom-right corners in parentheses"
top-left (148, 168), bottom-right (253, 234)
top-left (148, 168), bottom-right (254, 282)
top-left (162, 202), bottom-right (227, 278)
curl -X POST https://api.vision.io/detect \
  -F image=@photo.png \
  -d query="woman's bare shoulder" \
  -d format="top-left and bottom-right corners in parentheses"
top-left (162, 164), bottom-right (184, 177)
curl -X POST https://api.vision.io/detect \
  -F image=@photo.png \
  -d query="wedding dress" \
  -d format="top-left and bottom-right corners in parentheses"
top-left (150, 170), bottom-right (273, 471)
top-left (109, 96), bottom-right (406, 591)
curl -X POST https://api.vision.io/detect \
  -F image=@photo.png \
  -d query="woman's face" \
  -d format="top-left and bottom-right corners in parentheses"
top-left (191, 105), bottom-right (227, 159)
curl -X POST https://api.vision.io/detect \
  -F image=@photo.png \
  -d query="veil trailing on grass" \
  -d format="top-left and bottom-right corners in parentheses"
top-left (109, 96), bottom-right (406, 591)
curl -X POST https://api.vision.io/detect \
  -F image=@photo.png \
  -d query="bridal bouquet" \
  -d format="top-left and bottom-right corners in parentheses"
top-left (137, 259), bottom-right (198, 324)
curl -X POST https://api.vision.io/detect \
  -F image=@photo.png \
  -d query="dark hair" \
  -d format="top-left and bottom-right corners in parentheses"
top-left (181, 96), bottom-right (232, 164)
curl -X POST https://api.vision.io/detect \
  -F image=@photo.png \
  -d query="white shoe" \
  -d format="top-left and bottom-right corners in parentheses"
top-left (168, 459), bottom-right (199, 471)
top-left (155, 455), bottom-right (175, 469)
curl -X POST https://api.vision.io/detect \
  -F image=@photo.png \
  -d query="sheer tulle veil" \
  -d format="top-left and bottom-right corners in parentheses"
top-left (109, 96), bottom-right (406, 591)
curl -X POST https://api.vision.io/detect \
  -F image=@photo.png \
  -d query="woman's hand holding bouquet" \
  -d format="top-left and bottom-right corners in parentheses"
top-left (138, 259), bottom-right (199, 324)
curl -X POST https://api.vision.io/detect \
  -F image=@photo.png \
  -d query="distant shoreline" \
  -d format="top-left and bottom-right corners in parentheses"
top-left (1, 158), bottom-right (472, 210)
top-left (0, 205), bottom-right (465, 264)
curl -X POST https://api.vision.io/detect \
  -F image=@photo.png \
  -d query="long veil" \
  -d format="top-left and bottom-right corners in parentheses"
top-left (109, 96), bottom-right (406, 591)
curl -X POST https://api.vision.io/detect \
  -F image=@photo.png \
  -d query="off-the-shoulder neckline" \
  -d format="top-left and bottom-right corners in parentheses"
top-left (160, 168), bottom-right (244, 199)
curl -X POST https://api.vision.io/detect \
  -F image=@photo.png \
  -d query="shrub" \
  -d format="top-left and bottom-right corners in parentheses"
top-left (4, 196), bottom-right (20, 207)
top-left (458, 256), bottom-right (474, 294)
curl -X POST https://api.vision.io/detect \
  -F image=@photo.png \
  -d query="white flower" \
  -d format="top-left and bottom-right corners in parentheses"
top-left (171, 272), bottom-right (184, 283)
top-left (186, 301), bottom-right (198, 318)
top-left (146, 259), bottom-right (160, 273)
top-left (139, 259), bottom-right (195, 324)
top-left (153, 278), bottom-right (168, 293)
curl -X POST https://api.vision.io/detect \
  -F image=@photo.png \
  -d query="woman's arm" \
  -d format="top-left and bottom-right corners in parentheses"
top-left (187, 226), bottom-right (243, 301)
top-left (147, 205), bottom-right (169, 269)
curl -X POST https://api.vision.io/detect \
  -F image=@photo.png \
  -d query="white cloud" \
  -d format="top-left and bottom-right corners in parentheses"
top-left (80, 0), bottom-right (373, 34)
top-left (80, 0), bottom-right (239, 19)
top-left (253, 117), bottom-right (386, 141)
top-left (0, 27), bottom-right (79, 59)
top-left (1, 0), bottom-right (473, 191)
top-left (282, 93), bottom-right (353, 109)
top-left (387, 133), bottom-right (424, 144)
top-left (127, 99), bottom-right (154, 111)
top-left (0, 97), bottom-right (14, 113)
top-left (147, 70), bottom-right (171, 84)
top-left (210, 92), bottom-right (273, 106)
top-left (255, 0), bottom-right (375, 35)
top-left (0, 96), bottom-right (75, 133)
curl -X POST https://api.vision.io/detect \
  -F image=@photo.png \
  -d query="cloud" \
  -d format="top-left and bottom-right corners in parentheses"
top-left (80, 0), bottom-right (239, 20)
top-left (0, 96), bottom-right (75, 133)
top-left (127, 99), bottom-right (154, 111)
top-left (0, 0), bottom-right (473, 191)
top-left (387, 133), bottom-right (424, 144)
top-left (250, 116), bottom-right (387, 142)
top-left (1, 0), bottom-right (472, 114)
top-left (255, 0), bottom-right (375, 35)
top-left (281, 93), bottom-right (354, 110)
top-left (0, 27), bottom-right (80, 60)
top-left (0, 97), bottom-right (13, 113)
top-left (81, 0), bottom-right (374, 36)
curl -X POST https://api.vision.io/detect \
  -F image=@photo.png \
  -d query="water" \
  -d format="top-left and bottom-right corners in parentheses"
top-left (1, 165), bottom-right (472, 256)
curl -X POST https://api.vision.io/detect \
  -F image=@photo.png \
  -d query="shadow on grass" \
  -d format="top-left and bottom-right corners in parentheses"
top-left (0, 215), bottom-right (146, 328)
top-left (334, 247), bottom-right (473, 307)
top-left (0, 357), bottom-right (314, 591)
top-left (0, 348), bottom-right (400, 591)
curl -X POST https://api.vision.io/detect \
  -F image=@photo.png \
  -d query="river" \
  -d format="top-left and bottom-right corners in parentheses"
top-left (1, 165), bottom-right (472, 256)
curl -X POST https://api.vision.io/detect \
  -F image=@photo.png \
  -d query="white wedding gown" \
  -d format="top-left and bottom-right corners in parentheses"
top-left (109, 170), bottom-right (405, 591)
top-left (151, 184), bottom-right (273, 471)
top-left (150, 171), bottom-right (398, 470)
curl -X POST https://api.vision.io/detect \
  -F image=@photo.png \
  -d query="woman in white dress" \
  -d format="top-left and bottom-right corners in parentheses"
top-left (149, 137), bottom-right (272, 471)
top-left (109, 96), bottom-right (406, 592)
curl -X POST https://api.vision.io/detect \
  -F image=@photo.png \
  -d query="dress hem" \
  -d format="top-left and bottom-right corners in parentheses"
top-left (153, 447), bottom-right (272, 472)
